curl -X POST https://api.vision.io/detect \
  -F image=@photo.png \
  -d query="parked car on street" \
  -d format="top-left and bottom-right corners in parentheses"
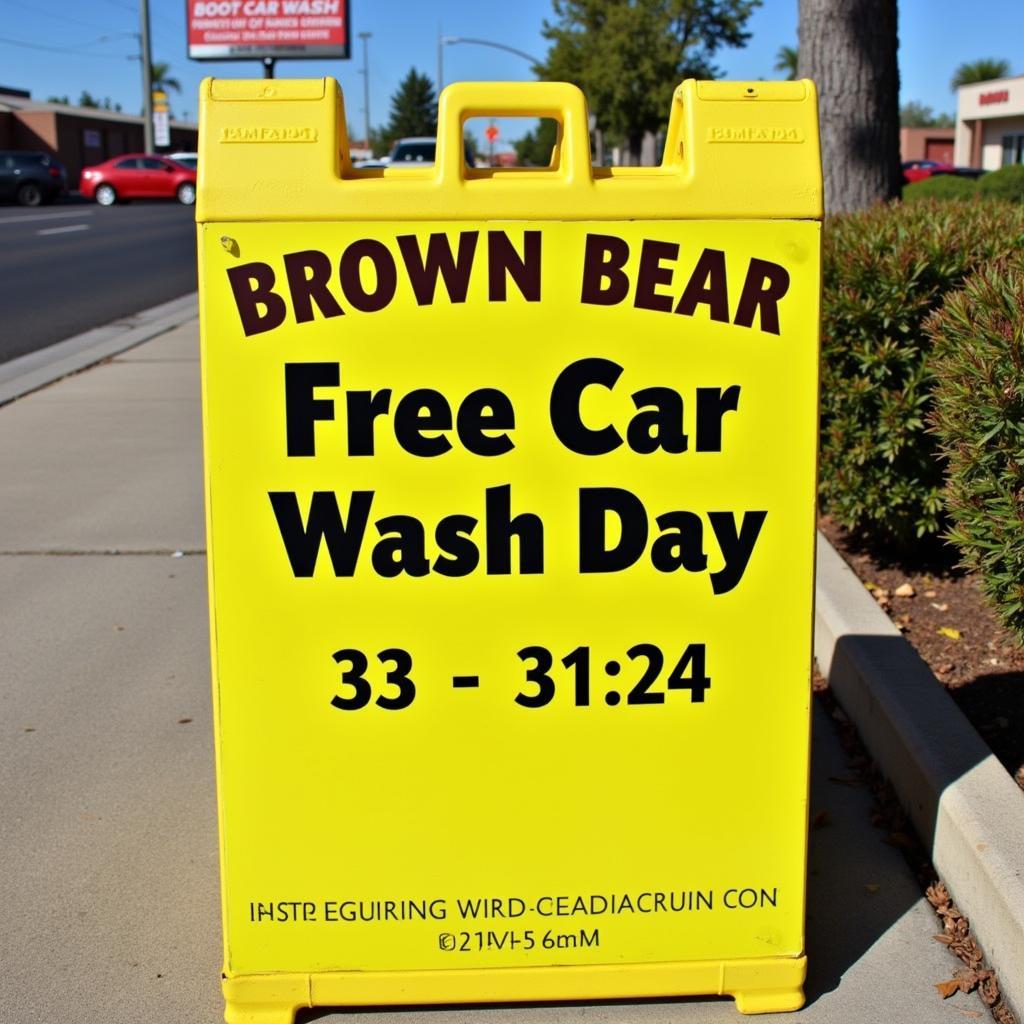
top-left (79, 154), bottom-right (197, 206)
top-left (901, 160), bottom-right (987, 185)
top-left (168, 151), bottom-right (198, 170)
top-left (901, 159), bottom-right (956, 184)
top-left (0, 151), bottom-right (66, 206)
top-left (380, 136), bottom-right (476, 167)
top-left (949, 166), bottom-right (988, 180)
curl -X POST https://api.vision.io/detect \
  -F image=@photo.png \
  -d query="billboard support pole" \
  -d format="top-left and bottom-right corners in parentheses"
top-left (139, 0), bottom-right (154, 153)
top-left (263, 57), bottom-right (276, 79)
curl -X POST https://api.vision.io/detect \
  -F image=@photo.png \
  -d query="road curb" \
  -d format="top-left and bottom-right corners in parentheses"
top-left (0, 292), bottom-right (198, 407)
top-left (814, 532), bottom-right (1024, 1016)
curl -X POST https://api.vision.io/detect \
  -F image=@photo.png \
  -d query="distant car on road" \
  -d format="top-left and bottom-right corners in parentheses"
top-left (379, 136), bottom-right (477, 167)
top-left (168, 151), bottom-right (198, 170)
top-left (901, 160), bottom-right (987, 185)
top-left (901, 159), bottom-right (956, 184)
top-left (949, 166), bottom-right (987, 180)
top-left (0, 151), bottom-right (66, 206)
top-left (80, 154), bottom-right (197, 206)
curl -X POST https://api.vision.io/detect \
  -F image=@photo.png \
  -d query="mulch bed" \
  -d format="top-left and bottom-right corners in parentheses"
top-left (819, 516), bottom-right (1024, 791)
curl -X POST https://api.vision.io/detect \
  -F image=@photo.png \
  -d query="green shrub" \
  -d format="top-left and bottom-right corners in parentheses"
top-left (820, 199), bottom-right (1024, 542)
top-left (977, 164), bottom-right (1024, 202)
top-left (927, 258), bottom-right (1024, 639)
top-left (903, 174), bottom-right (977, 201)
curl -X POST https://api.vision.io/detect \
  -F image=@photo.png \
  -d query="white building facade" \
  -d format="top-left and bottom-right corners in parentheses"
top-left (954, 75), bottom-right (1024, 170)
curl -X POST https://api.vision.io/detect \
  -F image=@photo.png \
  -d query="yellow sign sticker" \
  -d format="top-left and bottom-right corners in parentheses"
top-left (201, 217), bottom-right (819, 989)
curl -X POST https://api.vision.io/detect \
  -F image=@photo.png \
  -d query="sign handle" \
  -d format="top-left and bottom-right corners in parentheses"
top-left (436, 81), bottom-right (593, 186)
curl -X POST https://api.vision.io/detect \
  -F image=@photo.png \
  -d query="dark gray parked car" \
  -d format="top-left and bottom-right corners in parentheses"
top-left (0, 151), bottom-right (67, 206)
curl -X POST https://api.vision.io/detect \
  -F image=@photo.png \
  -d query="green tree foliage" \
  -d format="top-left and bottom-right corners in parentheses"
top-left (514, 119), bottom-right (560, 166)
top-left (977, 164), bottom-right (1024, 202)
top-left (774, 44), bottom-right (797, 80)
top-left (950, 58), bottom-right (1011, 90)
top-left (75, 91), bottom-right (120, 112)
top-left (819, 200), bottom-right (1024, 542)
top-left (927, 257), bottom-right (1024, 639)
top-left (537, 0), bottom-right (760, 161)
top-left (900, 101), bottom-right (954, 128)
top-left (377, 68), bottom-right (437, 153)
top-left (150, 61), bottom-right (181, 94)
top-left (903, 174), bottom-right (977, 201)
top-left (46, 95), bottom-right (70, 105)
top-left (367, 126), bottom-right (390, 158)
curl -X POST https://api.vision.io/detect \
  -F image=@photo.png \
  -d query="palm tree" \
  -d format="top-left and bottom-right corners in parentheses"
top-left (950, 58), bottom-right (1010, 90)
top-left (150, 61), bottom-right (181, 94)
top-left (774, 45), bottom-right (798, 81)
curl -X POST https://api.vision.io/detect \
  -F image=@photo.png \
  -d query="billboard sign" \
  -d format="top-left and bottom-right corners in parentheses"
top-left (187, 0), bottom-right (351, 61)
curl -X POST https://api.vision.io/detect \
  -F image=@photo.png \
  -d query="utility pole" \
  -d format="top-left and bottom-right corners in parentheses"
top-left (437, 23), bottom-right (443, 93)
top-left (139, 0), bottom-right (154, 152)
top-left (358, 31), bottom-right (371, 147)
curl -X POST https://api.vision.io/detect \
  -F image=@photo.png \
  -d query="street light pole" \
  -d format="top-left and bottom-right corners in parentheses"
top-left (139, 0), bottom-right (154, 153)
top-left (440, 36), bottom-right (541, 68)
top-left (358, 31), bottom-right (372, 147)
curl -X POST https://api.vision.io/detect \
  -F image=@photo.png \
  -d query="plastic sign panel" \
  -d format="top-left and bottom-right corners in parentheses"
top-left (187, 0), bottom-right (350, 61)
top-left (197, 77), bottom-right (822, 1024)
top-left (153, 91), bottom-right (170, 148)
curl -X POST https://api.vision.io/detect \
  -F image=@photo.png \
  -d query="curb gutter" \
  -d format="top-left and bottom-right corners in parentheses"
top-left (815, 532), bottom-right (1024, 1017)
top-left (0, 292), bottom-right (198, 407)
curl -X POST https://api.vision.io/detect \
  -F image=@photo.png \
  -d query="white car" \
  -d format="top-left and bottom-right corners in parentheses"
top-left (168, 151), bottom-right (198, 170)
top-left (375, 137), bottom-right (476, 167)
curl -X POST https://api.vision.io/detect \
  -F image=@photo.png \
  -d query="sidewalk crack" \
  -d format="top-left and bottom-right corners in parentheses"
top-left (0, 548), bottom-right (206, 556)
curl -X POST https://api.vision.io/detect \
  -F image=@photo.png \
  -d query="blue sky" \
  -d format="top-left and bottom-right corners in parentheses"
top-left (0, 0), bottom-right (1019, 143)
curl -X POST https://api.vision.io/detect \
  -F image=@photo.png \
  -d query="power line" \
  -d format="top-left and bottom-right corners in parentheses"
top-left (99, 0), bottom-right (184, 28)
top-left (152, 6), bottom-right (186, 31)
top-left (0, 33), bottom-right (134, 58)
top-left (0, 0), bottom-right (122, 33)
top-left (99, 0), bottom-right (185, 37)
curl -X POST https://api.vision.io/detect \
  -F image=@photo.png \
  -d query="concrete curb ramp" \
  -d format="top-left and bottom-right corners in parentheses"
top-left (815, 534), bottom-right (1024, 1017)
top-left (0, 292), bottom-right (198, 407)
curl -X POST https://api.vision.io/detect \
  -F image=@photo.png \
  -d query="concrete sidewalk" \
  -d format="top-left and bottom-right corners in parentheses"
top-left (0, 320), bottom-right (979, 1023)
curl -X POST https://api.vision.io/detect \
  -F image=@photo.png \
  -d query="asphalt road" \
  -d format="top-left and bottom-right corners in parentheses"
top-left (0, 199), bottom-right (196, 364)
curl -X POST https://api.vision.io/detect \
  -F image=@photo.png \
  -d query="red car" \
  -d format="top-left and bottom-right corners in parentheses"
top-left (79, 153), bottom-right (196, 206)
top-left (901, 159), bottom-right (956, 184)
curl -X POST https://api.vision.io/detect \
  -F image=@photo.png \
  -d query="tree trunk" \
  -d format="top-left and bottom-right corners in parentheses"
top-left (798, 0), bottom-right (901, 214)
top-left (627, 132), bottom-right (644, 167)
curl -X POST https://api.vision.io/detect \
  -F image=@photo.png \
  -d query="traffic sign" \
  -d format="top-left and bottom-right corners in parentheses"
top-left (197, 77), bottom-right (822, 1022)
